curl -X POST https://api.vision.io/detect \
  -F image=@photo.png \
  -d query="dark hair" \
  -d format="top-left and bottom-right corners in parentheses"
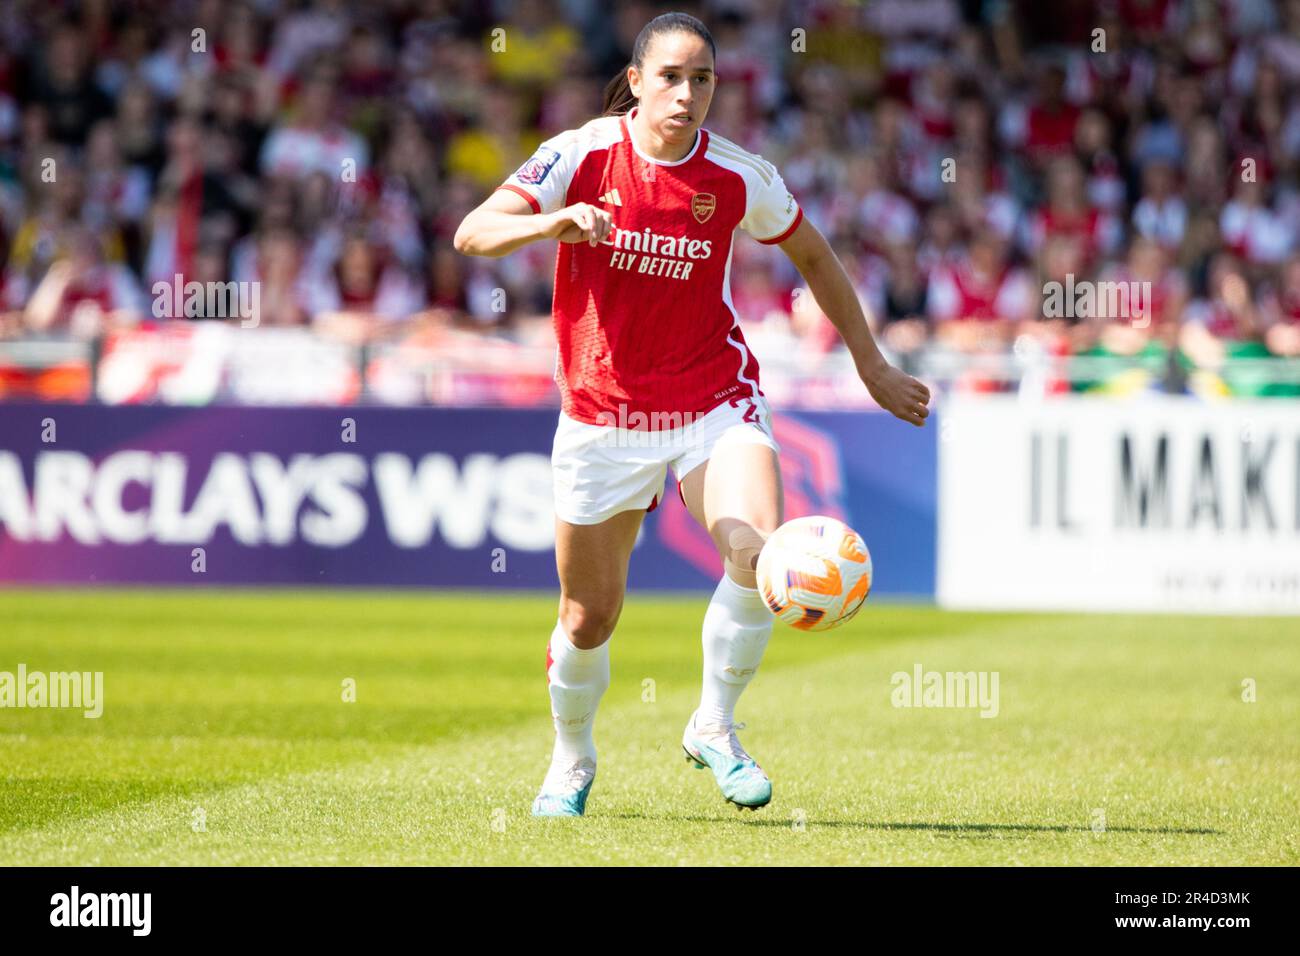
top-left (601, 12), bottom-right (716, 116)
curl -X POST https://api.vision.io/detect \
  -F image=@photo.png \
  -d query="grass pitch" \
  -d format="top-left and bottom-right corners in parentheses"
top-left (0, 589), bottom-right (1296, 866)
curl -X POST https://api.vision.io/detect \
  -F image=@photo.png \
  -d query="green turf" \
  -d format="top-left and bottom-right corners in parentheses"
top-left (0, 589), bottom-right (1296, 865)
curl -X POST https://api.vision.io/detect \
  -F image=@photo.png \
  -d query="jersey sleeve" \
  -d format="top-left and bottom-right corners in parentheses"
top-left (495, 131), bottom-right (581, 216)
top-left (739, 160), bottom-right (803, 244)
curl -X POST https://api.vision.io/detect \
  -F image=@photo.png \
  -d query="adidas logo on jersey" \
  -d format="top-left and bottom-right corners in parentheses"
top-left (598, 188), bottom-right (624, 206)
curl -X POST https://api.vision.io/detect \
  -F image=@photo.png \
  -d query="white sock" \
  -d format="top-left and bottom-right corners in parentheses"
top-left (698, 573), bottom-right (774, 729)
top-left (546, 620), bottom-right (610, 766)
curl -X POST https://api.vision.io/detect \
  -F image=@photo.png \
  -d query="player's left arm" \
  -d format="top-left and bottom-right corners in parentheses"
top-left (777, 216), bottom-right (931, 427)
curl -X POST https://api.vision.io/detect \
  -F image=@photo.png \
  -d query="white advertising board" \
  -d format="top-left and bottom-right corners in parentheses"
top-left (938, 396), bottom-right (1300, 614)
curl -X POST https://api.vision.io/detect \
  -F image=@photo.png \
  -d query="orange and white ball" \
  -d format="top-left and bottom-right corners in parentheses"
top-left (755, 516), bottom-right (873, 631)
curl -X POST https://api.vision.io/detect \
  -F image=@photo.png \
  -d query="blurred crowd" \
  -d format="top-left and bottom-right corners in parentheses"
top-left (0, 0), bottom-right (1298, 398)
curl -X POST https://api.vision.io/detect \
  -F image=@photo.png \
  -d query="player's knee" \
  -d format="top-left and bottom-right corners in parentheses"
top-left (721, 520), bottom-right (776, 579)
top-left (558, 593), bottom-right (621, 647)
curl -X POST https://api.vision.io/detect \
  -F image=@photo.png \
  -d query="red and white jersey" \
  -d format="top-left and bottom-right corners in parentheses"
top-left (495, 108), bottom-right (803, 429)
top-left (1022, 205), bottom-right (1122, 265)
top-left (927, 260), bottom-right (1033, 323)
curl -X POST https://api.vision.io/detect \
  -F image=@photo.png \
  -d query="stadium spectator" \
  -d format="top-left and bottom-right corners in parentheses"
top-left (31, 21), bottom-right (113, 147)
top-left (1132, 159), bottom-right (1187, 250)
top-left (877, 240), bottom-right (931, 362)
top-left (259, 62), bottom-right (368, 182)
top-left (24, 225), bottom-right (144, 335)
top-left (308, 230), bottom-right (425, 343)
top-left (1260, 252), bottom-right (1300, 356)
top-left (1021, 155), bottom-right (1123, 271)
top-left (929, 226), bottom-right (1033, 350)
top-left (1181, 252), bottom-right (1264, 366)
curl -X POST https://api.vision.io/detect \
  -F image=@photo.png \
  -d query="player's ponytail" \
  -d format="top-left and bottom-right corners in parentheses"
top-left (599, 12), bottom-right (716, 117)
top-left (601, 65), bottom-right (637, 116)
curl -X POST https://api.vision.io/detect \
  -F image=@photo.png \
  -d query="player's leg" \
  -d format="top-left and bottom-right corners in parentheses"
top-left (674, 402), bottom-right (783, 808)
top-left (533, 507), bottom-right (643, 816)
top-left (680, 437), bottom-right (783, 727)
top-left (550, 507), bottom-right (644, 753)
top-left (538, 407), bottom-right (670, 815)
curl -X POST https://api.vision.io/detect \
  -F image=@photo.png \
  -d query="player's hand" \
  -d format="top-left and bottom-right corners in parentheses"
top-left (859, 360), bottom-right (931, 427)
top-left (543, 203), bottom-right (614, 247)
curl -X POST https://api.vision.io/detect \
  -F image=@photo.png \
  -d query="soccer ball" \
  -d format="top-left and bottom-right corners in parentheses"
top-left (755, 515), bottom-right (873, 631)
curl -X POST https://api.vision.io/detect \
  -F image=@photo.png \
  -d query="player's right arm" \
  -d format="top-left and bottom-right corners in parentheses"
top-left (452, 190), bottom-right (612, 258)
top-left (453, 130), bottom-right (613, 257)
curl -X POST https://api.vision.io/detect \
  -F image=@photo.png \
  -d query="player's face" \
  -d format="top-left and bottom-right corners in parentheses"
top-left (630, 31), bottom-right (715, 145)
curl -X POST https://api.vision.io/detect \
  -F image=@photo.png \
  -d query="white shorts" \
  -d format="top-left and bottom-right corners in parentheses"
top-left (551, 395), bottom-right (781, 525)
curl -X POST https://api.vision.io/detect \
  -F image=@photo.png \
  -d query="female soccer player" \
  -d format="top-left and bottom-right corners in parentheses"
top-left (453, 12), bottom-right (930, 816)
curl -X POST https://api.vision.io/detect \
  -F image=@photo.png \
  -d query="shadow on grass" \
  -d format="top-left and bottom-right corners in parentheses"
top-left (607, 812), bottom-right (1220, 835)
top-left (0, 778), bottom-right (199, 836)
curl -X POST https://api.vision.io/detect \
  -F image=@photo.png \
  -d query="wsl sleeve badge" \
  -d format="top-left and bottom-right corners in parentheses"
top-left (514, 146), bottom-right (561, 185)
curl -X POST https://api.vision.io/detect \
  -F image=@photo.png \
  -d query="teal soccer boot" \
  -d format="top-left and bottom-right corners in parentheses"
top-left (531, 757), bottom-right (597, 817)
top-left (682, 710), bottom-right (772, 810)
